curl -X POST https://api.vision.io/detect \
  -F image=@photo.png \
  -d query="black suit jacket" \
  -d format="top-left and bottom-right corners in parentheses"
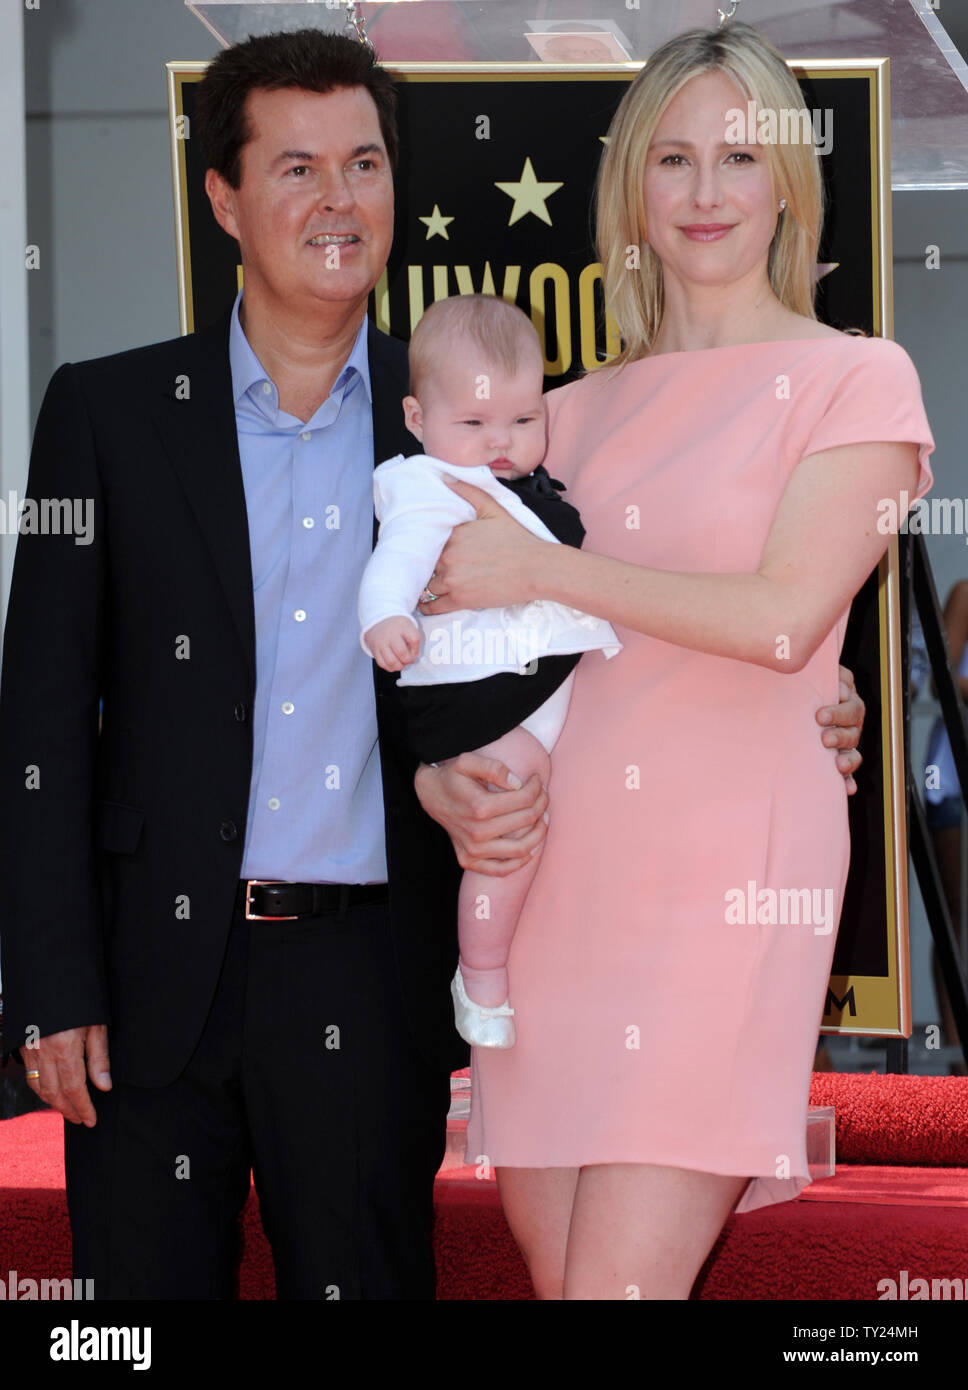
top-left (0, 309), bottom-right (468, 1084)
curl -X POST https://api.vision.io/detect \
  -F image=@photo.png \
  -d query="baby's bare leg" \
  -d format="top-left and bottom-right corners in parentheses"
top-left (458, 725), bottom-right (550, 1006)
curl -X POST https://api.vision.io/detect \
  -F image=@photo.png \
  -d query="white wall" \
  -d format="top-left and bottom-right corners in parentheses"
top-left (0, 0), bottom-right (29, 625)
top-left (23, 0), bottom-right (217, 410)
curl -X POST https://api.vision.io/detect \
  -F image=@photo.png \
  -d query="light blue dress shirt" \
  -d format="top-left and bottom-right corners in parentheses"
top-left (230, 291), bottom-right (387, 883)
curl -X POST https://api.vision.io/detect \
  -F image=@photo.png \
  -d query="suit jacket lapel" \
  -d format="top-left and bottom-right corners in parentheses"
top-left (151, 314), bottom-right (410, 696)
top-left (367, 318), bottom-right (412, 485)
top-left (151, 308), bottom-right (257, 685)
top-left (366, 321), bottom-right (415, 714)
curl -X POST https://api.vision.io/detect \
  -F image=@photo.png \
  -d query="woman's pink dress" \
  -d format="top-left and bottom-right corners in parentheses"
top-left (466, 336), bottom-right (934, 1212)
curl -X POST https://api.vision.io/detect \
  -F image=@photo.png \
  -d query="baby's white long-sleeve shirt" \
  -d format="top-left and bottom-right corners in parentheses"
top-left (358, 453), bottom-right (621, 685)
top-left (359, 454), bottom-right (559, 635)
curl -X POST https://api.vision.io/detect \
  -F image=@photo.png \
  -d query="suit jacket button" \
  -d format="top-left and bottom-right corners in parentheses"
top-left (219, 820), bottom-right (238, 841)
top-left (234, 702), bottom-right (247, 722)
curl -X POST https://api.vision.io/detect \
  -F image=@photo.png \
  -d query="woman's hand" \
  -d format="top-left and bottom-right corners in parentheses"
top-left (417, 478), bottom-right (544, 615)
top-left (414, 754), bottom-right (549, 875)
top-left (816, 663), bottom-right (865, 794)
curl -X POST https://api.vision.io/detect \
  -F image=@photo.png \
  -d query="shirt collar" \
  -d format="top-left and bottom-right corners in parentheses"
top-left (228, 289), bottom-right (373, 410)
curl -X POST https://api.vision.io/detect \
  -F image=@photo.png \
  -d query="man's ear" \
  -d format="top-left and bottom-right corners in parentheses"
top-left (205, 168), bottom-right (241, 243)
top-left (402, 395), bottom-right (424, 444)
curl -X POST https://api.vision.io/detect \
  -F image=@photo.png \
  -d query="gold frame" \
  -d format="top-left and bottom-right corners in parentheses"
top-left (787, 60), bottom-right (909, 1037)
top-left (167, 61), bottom-right (208, 336)
top-left (166, 56), bottom-right (908, 1035)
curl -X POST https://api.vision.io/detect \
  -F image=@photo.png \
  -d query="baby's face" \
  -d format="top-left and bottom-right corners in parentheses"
top-left (403, 355), bottom-right (547, 479)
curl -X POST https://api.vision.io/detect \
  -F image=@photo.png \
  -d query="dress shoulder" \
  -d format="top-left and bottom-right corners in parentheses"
top-left (799, 335), bottom-right (935, 500)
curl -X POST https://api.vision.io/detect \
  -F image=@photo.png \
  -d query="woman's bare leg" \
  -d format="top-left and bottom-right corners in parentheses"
top-left (496, 1166), bottom-right (580, 1300)
top-left (563, 1163), bottom-right (749, 1300)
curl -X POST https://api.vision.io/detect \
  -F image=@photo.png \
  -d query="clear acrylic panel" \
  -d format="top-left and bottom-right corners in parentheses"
top-left (186, 0), bottom-right (968, 189)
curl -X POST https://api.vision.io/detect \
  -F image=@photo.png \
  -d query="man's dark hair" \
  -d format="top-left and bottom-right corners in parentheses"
top-left (195, 28), bottom-right (398, 187)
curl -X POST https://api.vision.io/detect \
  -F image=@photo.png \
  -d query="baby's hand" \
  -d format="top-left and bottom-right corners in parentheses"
top-left (364, 616), bottom-right (421, 672)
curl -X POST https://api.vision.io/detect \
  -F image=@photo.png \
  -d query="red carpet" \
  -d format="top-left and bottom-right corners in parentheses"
top-left (3, 1072), bottom-right (967, 1300)
top-left (801, 1165), bottom-right (968, 1207)
top-left (809, 1071), bottom-right (968, 1164)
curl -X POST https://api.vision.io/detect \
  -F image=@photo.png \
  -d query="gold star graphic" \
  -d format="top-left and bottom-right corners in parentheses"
top-left (418, 204), bottom-right (455, 241)
top-left (494, 157), bottom-right (563, 227)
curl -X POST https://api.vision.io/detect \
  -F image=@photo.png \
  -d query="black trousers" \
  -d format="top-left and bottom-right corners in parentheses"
top-left (64, 898), bottom-right (451, 1300)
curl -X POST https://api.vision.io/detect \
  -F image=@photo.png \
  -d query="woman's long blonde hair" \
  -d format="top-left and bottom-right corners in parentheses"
top-left (596, 22), bottom-right (824, 365)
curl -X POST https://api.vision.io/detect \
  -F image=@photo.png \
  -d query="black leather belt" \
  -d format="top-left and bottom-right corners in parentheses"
top-left (236, 879), bottom-right (389, 921)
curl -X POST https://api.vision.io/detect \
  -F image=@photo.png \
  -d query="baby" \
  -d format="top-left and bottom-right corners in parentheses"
top-left (359, 295), bottom-right (620, 1048)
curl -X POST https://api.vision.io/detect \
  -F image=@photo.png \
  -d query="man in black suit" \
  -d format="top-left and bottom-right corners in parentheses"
top-left (0, 29), bottom-right (865, 1300)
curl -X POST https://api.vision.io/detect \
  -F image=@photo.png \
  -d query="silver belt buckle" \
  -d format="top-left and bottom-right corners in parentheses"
top-left (244, 879), bottom-right (300, 921)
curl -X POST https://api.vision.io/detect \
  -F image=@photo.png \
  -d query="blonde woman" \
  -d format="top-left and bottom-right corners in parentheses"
top-left (417, 23), bottom-right (934, 1299)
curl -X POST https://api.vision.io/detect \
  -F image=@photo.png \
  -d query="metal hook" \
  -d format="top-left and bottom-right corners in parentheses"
top-left (717, 0), bottom-right (740, 27)
top-left (345, 2), bottom-right (373, 50)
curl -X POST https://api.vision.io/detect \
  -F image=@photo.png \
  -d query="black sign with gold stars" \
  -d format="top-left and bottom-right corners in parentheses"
top-left (167, 59), bottom-right (908, 1037)
top-left (169, 63), bottom-right (888, 374)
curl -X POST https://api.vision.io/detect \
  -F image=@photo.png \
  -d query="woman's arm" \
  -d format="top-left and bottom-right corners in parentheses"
top-left (428, 440), bottom-right (921, 675)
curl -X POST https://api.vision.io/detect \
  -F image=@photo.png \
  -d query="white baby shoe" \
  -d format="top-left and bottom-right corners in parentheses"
top-left (451, 968), bottom-right (516, 1049)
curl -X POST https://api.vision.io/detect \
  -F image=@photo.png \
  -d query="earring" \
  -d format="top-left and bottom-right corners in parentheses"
top-left (778, 198), bottom-right (787, 211)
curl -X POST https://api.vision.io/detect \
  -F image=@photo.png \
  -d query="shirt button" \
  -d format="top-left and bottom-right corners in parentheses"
top-left (302, 517), bottom-right (315, 529)
top-left (294, 609), bottom-right (306, 622)
top-left (301, 431), bottom-right (312, 442)
top-left (219, 820), bottom-right (238, 841)
top-left (281, 701), bottom-right (294, 715)
top-left (267, 797), bottom-right (281, 811)
top-left (261, 382), bottom-right (272, 396)
top-left (234, 701), bottom-right (247, 722)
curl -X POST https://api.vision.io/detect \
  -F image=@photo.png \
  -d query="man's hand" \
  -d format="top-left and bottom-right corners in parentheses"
top-left (817, 663), bottom-right (865, 794)
top-left (414, 754), bottom-right (548, 875)
top-left (364, 616), bottom-right (421, 672)
top-left (24, 1024), bottom-right (112, 1127)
